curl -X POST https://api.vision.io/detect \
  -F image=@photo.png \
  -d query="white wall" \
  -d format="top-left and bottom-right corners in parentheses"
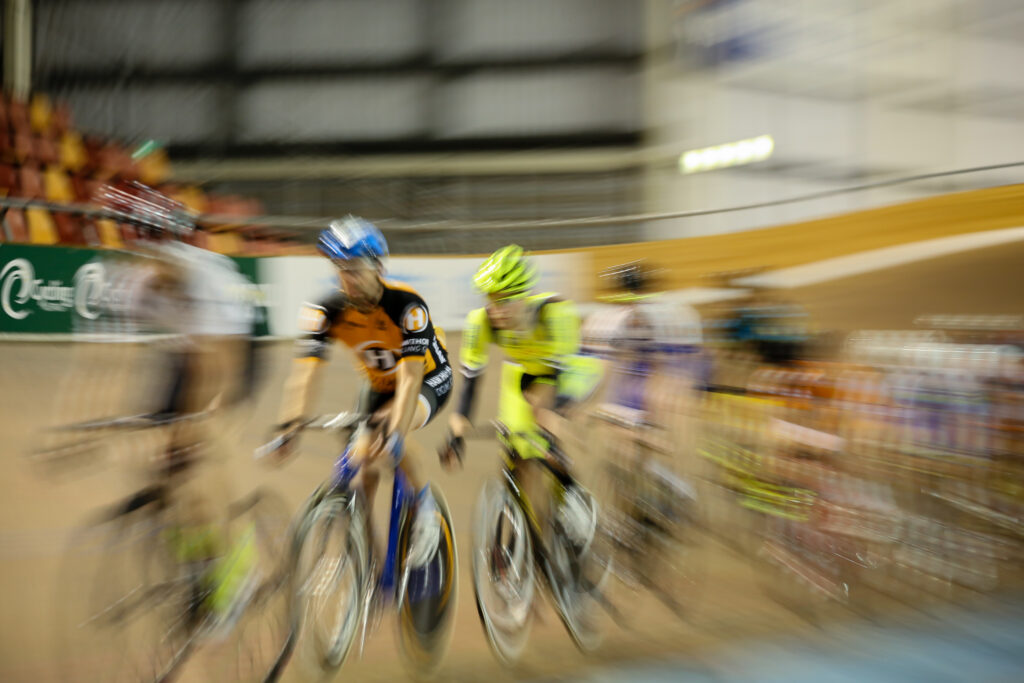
top-left (644, 0), bottom-right (1024, 240)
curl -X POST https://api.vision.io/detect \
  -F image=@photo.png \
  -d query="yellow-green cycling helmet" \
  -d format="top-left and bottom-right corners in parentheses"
top-left (473, 244), bottom-right (538, 298)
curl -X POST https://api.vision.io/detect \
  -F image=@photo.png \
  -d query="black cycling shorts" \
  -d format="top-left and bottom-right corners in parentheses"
top-left (356, 364), bottom-right (452, 429)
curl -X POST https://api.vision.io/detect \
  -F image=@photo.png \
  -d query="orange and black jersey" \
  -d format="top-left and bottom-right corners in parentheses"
top-left (296, 279), bottom-right (449, 394)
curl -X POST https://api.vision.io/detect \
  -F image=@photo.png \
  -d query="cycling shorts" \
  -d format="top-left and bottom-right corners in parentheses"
top-left (356, 364), bottom-right (453, 430)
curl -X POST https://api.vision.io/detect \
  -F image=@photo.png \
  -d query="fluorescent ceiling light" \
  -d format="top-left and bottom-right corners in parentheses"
top-left (679, 134), bottom-right (775, 174)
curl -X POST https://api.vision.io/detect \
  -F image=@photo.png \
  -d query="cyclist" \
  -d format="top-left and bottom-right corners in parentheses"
top-left (92, 181), bottom-right (261, 636)
top-left (440, 244), bottom-right (603, 550)
top-left (586, 261), bottom-right (705, 418)
top-left (272, 216), bottom-right (452, 567)
top-left (584, 261), bottom-right (702, 506)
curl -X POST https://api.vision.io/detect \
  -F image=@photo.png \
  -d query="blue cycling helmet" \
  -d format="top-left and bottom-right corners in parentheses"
top-left (317, 216), bottom-right (388, 265)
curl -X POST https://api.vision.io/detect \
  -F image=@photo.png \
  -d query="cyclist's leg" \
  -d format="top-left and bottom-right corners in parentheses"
top-left (528, 361), bottom-right (606, 550)
top-left (533, 354), bottom-right (606, 451)
top-left (370, 368), bottom-right (451, 567)
top-left (348, 393), bottom-right (429, 490)
top-left (347, 372), bottom-right (449, 562)
top-left (524, 375), bottom-right (576, 479)
top-left (500, 367), bottom-right (560, 534)
top-left (515, 457), bottom-right (554, 537)
top-left (395, 367), bottom-right (451, 490)
top-left (348, 422), bottom-right (384, 566)
top-left (345, 386), bottom-right (391, 562)
top-left (157, 338), bottom-right (255, 625)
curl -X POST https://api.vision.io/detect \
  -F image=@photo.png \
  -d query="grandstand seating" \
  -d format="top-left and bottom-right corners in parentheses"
top-left (2, 208), bottom-right (28, 242)
top-left (0, 91), bottom-right (275, 255)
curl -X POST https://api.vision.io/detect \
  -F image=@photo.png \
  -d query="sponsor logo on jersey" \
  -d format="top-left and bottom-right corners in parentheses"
top-left (402, 337), bottom-right (430, 356)
top-left (425, 365), bottom-right (453, 389)
top-left (355, 340), bottom-right (400, 374)
top-left (402, 304), bottom-right (429, 333)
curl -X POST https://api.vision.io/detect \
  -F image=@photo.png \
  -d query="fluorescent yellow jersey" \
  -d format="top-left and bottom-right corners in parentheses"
top-left (460, 293), bottom-right (580, 379)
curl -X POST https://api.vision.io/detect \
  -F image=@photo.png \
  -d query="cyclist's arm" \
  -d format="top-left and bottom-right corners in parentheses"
top-left (276, 357), bottom-right (325, 428)
top-left (275, 298), bottom-right (337, 428)
top-left (451, 307), bottom-right (492, 434)
top-left (388, 356), bottom-right (426, 439)
top-left (386, 292), bottom-right (436, 440)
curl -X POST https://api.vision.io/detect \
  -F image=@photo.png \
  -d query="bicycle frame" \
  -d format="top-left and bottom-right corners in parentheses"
top-left (494, 428), bottom-right (571, 565)
top-left (332, 444), bottom-right (414, 603)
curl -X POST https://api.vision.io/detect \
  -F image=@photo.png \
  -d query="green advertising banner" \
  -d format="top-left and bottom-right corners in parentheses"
top-left (0, 244), bottom-right (270, 337)
top-left (231, 255), bottom-right (272, 338)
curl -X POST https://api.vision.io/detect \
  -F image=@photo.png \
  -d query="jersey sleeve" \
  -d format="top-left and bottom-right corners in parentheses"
top-left (460, 307), bottom-right (492, 377)
top-left (295, 290), bottom-right (345, 360)
top-left (395, 291), bottom-right (434, 361)
top-left (538, 299), bottom-right (581, 368)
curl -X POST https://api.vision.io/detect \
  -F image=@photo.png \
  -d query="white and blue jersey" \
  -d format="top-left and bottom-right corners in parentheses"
top-left (582, 298), bottom-right (704, 415)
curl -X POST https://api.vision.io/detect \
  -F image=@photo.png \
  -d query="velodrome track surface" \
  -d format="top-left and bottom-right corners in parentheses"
top-left (1, 240), bottom-right (1022, 682)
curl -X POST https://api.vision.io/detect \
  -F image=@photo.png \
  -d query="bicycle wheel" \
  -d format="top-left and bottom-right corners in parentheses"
top-left (208, 489), bottom-right (295, 683)
top-left (472, 477), bottom-right (535, 665)
top-left (636, 479), bottom-right (706, 619)
top-left (754, 512), bottom-right (846, 623)
top-left (290, 489), bottom-right (369, 676)
top-left (547, 486), bottom-right (609, 653)
top-left (595, 460), bottom-right (671, 625)
top-left (55, 488), bottom-right (200, 683)
top-left (397, 483), bottom-right (459, 678)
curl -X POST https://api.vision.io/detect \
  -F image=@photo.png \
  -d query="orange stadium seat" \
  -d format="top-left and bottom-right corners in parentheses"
top-left (18, 165), bottom-right (44, 199)
top-left (35, 136), bottom-right (60, 165)
top-left (26, 207), bottom-right (58, 244)
top-left (82, 136), bottom-right (104, 174)
top-left (7, 98), bottom-right (29, 131)
top-left (30, 94), bottom-right (53, 135)
top-left (69, 174), bottom-right (91, 202)
top-left (78, 219), bottom-right (99, 247)
top-left (53, 212), bottom-right (84, 244)
top-left (3, 208), bottom-right (29, 242)
top-left (0, 129), bottom-right (12, 159)
top-left (13, 131), bottom-right (34, 164)
top-left (207, 231), bottom-right (242, 255)
top-left (0, 164), bottom-right (17, 195)
top-left (59, 131), bottom-right (87, 172)
top-left (137, 147), bottom-right (170, 186)
top-left (97, 143), bottom-right (136, 180)
top-left (120, 223), bottom-right (139, 244)
top-left (170, 185), bottom-right (209, 214)
top-left (94, 218), bottom-right (124, 249)
top-left (52, 101), bottom-right (73, 133)
top-left (44, 165), bottom-right (74, 202)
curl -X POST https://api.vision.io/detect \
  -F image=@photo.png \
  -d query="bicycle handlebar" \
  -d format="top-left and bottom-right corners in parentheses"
top-left (253, 411), bottom-right (364, 461)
